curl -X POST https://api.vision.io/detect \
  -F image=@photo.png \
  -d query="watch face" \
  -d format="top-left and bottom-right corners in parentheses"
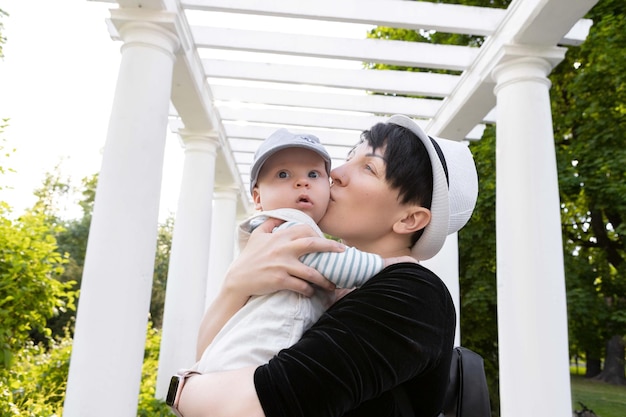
top-left (165, 376), bottom-right (181, 406)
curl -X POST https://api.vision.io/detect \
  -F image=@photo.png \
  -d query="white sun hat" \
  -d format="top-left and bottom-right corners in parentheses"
top-left (386, 115), bottom-right (479, 261)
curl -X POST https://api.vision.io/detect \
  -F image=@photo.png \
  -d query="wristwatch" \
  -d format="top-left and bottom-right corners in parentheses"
top-left (166, 369), bottom-right (201, 417)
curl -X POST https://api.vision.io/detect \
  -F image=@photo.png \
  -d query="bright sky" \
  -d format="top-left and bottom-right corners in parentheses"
top-left (0, 0), bottom-right (183, 220)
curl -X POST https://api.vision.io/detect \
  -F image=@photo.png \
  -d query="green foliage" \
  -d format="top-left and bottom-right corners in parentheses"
top-left (0, 122), bottom-right (16, 186)
top-left (0, 203), bottom-right (76, 368)
top-left (0, 323), bottom-right (170, 416)
top-left (151, 215), bottom-right (174, 329)
top-left (0, 8), bottom-right (7, 59)
top-left (551, 0), bottom-right (626, 377)
top-left (0, 335), bottom-right (72, 416)
top-left (52, 175), bottom-right (97, 289)
top-left (458, 128), bottom-right (500, 414)
top-left (137, 324), bottom-right (171, 416)
top-left (31, 167), bottom-right (71, 221)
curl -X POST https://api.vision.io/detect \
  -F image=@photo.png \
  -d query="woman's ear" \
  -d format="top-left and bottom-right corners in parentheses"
top-left (393, 207), bottom-right (431, 235)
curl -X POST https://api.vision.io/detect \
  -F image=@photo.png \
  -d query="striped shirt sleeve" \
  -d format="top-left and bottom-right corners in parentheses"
top-left (276, 220), bottom-right (385, 288)
top-left (300, 246), bottom-right (385, 288)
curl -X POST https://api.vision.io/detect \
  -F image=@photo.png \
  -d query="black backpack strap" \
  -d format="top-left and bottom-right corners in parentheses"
top-left (442, 347), bottom-right (492, 417)
top-left (455, 347), bottom-right (491, 417)
top-left (391, 346), bottom-right (491, 417)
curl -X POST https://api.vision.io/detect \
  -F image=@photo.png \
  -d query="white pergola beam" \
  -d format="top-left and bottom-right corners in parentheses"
top-left (181, 0), bottom-right (590, 45)
top-left (210, 84), bottom-right (443, 119)
top-left (515, 0), bottom-right (597, 46)
top-left (192, 27), bottom-right (478, 71)
top-left (182, 0), bottom-right (500, 35)
top-left (204, 59), bottom-right (458, 97)
top-left (223, 123), bottom-right (362, 146)
top-left (217, 106), bottom-right (400, 132)
top-left (218, 106), bottom-right (485, 141)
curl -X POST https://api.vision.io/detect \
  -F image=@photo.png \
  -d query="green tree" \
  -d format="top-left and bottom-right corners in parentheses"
top-left (26, 167), bottom-right (86, 342)
top-left (0, 122), bottom-right (15, 183)
top-left (458, 128), bottom-right (499, 412)
top-left (0, 8), bottom-right (7, 59)
top-left (151, 215), bottom-right (174, 329)
top-left (551, 0), bottom-right (626, 384)
top-left (55, 174), bottom-right (97, 287)
top-left (0, 203), bottom-right (77, 368)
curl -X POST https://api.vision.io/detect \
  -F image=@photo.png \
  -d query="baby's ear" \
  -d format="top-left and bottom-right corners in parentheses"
top-left (252, 188), bottom-right (263, 210)
top-left (393, 207), bottom-right (431, 235)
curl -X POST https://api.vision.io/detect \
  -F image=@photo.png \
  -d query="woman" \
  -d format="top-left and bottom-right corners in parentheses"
top-left (174, 114), bottom-right (478, 417)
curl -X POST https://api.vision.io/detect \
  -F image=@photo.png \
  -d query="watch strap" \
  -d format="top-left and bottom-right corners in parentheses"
top-left (166, 369), bottom-right (201, 417)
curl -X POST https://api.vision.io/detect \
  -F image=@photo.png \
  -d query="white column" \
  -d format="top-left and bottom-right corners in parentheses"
top-left (422, 233), bottom-right (461, 346)
top-left (205, 187), bottom-right (239, 309)
top-left (64, 21), bottom-right (179, 417)
top-left (156, 133), bottom-right (219, 398)
top-left (492, 56), bottom-right (571, 417)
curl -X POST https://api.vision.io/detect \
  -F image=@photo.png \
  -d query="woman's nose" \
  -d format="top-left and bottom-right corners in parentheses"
top-left (330, 167), bottom-right (345, 187)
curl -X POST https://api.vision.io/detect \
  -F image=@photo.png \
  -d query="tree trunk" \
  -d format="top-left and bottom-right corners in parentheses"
top-left (585, 354), bottom-right (602, 378)
top-left (593, 335), bottom-right (626, 385)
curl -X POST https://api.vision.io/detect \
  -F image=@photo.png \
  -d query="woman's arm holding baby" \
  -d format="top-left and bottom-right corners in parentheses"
top-left (196, 218), bottom-right (343, 358)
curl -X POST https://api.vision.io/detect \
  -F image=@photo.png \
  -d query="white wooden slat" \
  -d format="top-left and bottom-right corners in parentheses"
top-left (181, 0), bottom-right (503, 36)
top-left (181, 0), bottom-right (590, 45)
top-left (227, 140), bottom-right (353, 161)
top-left (191, 27), bottom-right (478, 71)
top-left (219, 108), bottom-right (485, 141)
top-left (217, 106), bottom-right (399, 132)
top-left (562, 19), bottom-right (594, 46)
top-left (203, 59), bottom-right (459, 97)
top-left (223, 123), bottom-right (363, 146)
top-left (210, 84), bottom-right (442, 118)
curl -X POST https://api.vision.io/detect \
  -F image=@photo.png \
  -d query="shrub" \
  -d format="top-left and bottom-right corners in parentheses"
top-left (0, 322), bottom-right (170, 416)
top-left (0, 335), bottom-right (71, 416)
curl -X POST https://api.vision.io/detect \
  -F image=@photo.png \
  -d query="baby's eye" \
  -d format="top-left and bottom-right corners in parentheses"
top-left (277, 170), bottom-right (289, 179)
top-left (308, 171), bottom-right (320, 179)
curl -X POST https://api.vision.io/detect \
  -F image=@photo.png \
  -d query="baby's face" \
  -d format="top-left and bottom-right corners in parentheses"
top-left (253, 148), bottom-right (330, 223)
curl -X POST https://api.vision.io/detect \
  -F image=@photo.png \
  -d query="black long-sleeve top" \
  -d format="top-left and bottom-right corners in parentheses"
top-left (254, 263), bottom-right (456, 417)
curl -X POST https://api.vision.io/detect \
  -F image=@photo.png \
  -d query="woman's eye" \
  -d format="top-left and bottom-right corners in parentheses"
top-left (278, 171), bottom-right (289, 178)
top-left (308, 171), bottom-right (320, 179)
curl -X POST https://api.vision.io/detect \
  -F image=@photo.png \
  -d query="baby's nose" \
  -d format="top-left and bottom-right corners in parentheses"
top-left (295, 177), bottom-right (310, 188)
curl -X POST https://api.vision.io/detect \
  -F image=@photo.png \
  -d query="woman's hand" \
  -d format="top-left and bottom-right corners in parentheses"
top-left (224, 218), bottom-right (343, 299)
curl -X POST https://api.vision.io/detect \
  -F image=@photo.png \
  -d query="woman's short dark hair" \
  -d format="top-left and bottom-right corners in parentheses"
top-left (361, 122), bottom-right (434, 245)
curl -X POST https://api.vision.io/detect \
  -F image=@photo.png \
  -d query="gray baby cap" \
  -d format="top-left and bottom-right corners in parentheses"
top-left (249, 128), bottom-right (332, 194)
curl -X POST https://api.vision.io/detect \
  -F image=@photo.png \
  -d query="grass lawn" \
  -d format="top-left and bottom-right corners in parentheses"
top-left (571, 375), bottom-right (626, 417)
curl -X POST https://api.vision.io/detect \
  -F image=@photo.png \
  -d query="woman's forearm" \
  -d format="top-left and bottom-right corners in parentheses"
top-left (178, 367), bottom-right (264, 417)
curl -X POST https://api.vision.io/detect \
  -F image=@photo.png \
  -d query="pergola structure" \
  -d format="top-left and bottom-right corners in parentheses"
top-left (64, 1), bottom-right (599, 416)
